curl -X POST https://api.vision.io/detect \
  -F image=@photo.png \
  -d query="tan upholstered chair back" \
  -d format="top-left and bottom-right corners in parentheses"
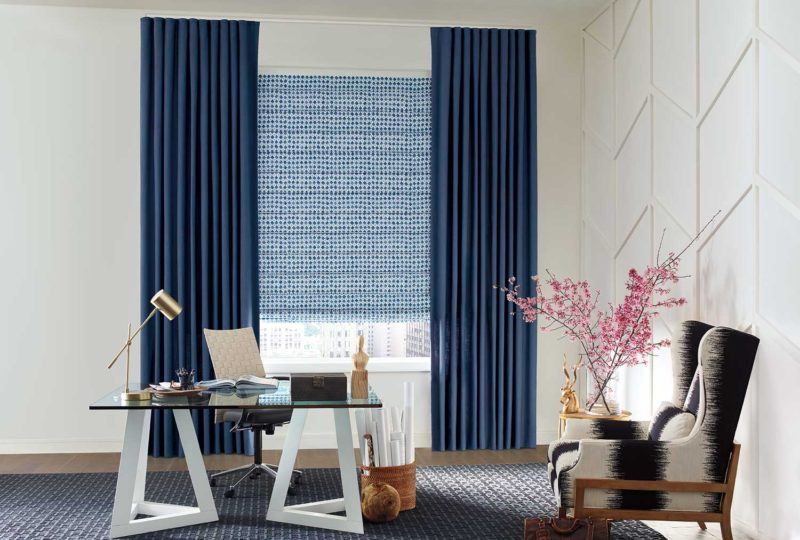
top-left (204, 327), bottom-right (266, 379)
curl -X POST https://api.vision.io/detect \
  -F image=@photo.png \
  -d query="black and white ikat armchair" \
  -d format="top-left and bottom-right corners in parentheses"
top-left (547, 321), bottom-right (759, 540)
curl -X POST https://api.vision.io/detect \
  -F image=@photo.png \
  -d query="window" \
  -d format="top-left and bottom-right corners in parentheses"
top-left (257, 74), bottom-right (431, 362)
top-left (259, 321), bottom-right (431, 359)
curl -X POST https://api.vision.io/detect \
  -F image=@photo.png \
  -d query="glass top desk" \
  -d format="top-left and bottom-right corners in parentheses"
top-left (90, 380), bottom-right (380, 537)
top-left (90, 380), bottom-right (383, 410)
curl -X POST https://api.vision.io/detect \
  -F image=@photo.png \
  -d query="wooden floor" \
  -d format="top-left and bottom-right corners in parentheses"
top-left (0, 447), bottom-right (547, 474)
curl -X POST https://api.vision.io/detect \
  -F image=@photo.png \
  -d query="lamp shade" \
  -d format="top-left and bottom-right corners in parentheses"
top-left (150, 289), bottom-right (182, 320)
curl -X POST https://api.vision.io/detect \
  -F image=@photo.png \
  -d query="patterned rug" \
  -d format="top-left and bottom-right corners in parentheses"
top-left (0, 463), bottom-right (664, 539)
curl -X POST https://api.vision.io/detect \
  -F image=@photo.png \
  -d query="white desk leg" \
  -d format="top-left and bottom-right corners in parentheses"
top-left (173, 409), bottom-right (217, 515)
top-left (109, 409), bottom-right (218, 539)
top-left (130, 410), bottom-right (150, 519)
top-left (333, 408), bottom-right (363, 529)
top-left (266, 409), bottom-right (364, 534)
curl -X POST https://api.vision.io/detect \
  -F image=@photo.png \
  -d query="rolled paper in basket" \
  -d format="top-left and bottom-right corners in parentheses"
top-left (374, 409), bottom-right (389, 467)
top-left (371, 419), bottom-right (381, 467)
top-left (390, 437), bottom-right (402, 467)
top-left (391, 406), bottom-right (402, 434)
top-left (364, 434), bottom-right (375, 467)
top-left (381, 408), bottom-right (391, 465)
top-left (355, 409), bottom-right (367, 459)
top-left (403, 381), bottom-right (414, 464)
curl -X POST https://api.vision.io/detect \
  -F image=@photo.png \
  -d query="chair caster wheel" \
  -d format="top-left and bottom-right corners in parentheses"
top-left (210, 478), bottom-right (217, 487)
top-left (287, 485), bottom-right (297, 496)
top-left (292, 472), bottom-right (302, 484)
top-left (224, 489), bottom-right (235, 498)
top-left (249, 473), bottom-right (258, 479)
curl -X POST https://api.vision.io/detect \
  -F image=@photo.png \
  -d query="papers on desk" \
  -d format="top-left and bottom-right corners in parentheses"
top-left (198, 375), bottom-right (279, 390)
top-left (355, 381), bottom-right (415, 467)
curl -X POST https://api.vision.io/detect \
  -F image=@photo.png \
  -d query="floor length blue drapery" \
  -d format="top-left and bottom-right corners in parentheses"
top-left (140, 17), bottom-right (260, 457)
top-left (430, 27), bottom-right (537, 451)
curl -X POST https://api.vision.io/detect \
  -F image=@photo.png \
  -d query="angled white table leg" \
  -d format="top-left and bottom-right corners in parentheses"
top-left (267, 408), bottom-right (364, 534)
top-left (110, 409), bottom-right (218, 538)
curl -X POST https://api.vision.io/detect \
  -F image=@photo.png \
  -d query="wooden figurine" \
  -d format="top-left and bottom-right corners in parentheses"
top-left (351, 335), bottom-right (369, 399)
top-left (560, 356), bottom-right (582, 414)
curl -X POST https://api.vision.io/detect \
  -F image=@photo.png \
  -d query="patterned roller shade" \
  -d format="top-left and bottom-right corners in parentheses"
top-left (257, 74), bottom-right (431, 322)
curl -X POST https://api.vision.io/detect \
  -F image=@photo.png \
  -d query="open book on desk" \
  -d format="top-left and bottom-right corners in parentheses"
top-left (199, 375), bottom-right (279, 390)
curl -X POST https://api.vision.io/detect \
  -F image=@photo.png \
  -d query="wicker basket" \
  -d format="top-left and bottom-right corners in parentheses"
top-left (360, 461), bottom-right (416, 511)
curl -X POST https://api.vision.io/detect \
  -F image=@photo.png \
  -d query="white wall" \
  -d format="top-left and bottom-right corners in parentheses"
top-left (581, 1), bottom-right (800, 538)
top-left (0, 1), bottom-right (587, 453)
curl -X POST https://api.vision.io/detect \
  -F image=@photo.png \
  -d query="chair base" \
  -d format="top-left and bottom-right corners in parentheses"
top-left (210, 462), bottom-right (302, 497)
top-left (208, 425), bottom-right (302, 498)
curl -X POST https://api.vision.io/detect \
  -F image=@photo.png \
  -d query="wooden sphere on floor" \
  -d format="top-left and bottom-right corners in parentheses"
top-left (361, 481), bottom-right (401, 523)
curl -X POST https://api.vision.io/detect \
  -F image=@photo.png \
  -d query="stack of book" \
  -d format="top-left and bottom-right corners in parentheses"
top-left (197, 375), bottom-right (279, 390)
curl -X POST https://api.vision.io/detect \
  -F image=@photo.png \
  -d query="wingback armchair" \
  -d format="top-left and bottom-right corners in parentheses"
top-left (547, 321), bottom-right (759, 540)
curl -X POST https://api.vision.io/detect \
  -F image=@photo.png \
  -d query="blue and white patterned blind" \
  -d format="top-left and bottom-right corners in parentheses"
top-left (257, 75), bottom-right (431, 322)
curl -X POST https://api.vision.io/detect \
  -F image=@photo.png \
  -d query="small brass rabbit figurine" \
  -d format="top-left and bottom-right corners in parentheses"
top-left (560, 356), bottom-right (582, 414)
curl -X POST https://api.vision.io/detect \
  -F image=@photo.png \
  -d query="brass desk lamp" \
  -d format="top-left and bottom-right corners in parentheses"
top-left (107, 289), bottom-right (183, 401)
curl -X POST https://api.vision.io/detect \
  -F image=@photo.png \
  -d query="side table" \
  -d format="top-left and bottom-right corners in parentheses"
top-left (558, 409), bottom-right (632, 438)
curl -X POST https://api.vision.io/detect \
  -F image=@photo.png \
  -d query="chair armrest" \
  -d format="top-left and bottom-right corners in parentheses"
top-left (564, 438), bottom-right (672, 504)
top-left (563, 418), bottom-right (649, 440)
top-left (569, 438), bottom-right (730, 517)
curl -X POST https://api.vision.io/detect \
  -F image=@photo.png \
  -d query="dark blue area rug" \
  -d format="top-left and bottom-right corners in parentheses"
top-left (0, 463), bottom-right (663, 539)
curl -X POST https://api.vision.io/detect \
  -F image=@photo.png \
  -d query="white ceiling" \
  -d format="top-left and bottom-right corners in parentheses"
top-left (0, 0), bottom-right (608, 28)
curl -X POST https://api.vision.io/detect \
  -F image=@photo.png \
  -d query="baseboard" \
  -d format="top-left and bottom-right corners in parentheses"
top-left (3, 430), bottom-right (547, 454)
top-left (733, 518), bottom-right (773, 540)
top-left (0, 432), bottom-right (433, 454)
top-left (0, 437), bottom-right (124, 454)
top-left (260, 431), bottom-right (433, 450)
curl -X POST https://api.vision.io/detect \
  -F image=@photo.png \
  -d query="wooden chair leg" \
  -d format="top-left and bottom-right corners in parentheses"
top-left (697, 521), bottom-right (707, 530)
top-left (720, 516), bottom-right (733, 540)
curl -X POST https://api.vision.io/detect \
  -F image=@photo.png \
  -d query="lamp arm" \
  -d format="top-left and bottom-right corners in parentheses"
top-left (107, 307), bottom-right (159, 369)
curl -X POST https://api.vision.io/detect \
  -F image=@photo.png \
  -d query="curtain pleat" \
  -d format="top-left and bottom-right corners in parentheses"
top-left (431, 27), bottom-right (537, 451)
top-left (140, 17), bottom-right (260, 457)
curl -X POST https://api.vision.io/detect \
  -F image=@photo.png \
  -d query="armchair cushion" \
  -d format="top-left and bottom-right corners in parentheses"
top-left (648, 401), bottom-right (695, 441)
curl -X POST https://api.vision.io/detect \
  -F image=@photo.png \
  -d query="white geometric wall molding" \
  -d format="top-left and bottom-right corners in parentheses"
top-left (580, 1), bottom-right (800, 537)
top-left (615, 101), bottom-right (651, 246)
top-left (584, 37), bottom-right (614, 148)
top-left (614, 0), bottom-right (649, 148)
top-left (652, 95), bottom-right (696, 232)
top-left (652, 0), bottom-right (696, 115)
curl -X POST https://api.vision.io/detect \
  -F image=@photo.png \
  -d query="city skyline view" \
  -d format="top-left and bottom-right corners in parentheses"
top-left (259, 320), bottom-right (431, 359)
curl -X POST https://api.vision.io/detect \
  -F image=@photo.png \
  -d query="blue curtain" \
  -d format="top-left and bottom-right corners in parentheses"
top-left (430, 27), bottom-right (537, 451)
top-left (140, 17), bottom-right (260, 457)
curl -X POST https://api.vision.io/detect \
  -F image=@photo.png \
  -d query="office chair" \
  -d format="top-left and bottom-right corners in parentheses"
top-left (204, 327), bottom-right (302, 498)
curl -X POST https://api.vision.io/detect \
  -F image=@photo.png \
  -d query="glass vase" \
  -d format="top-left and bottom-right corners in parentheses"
top-left (586, 374), bottom-right (621, 416)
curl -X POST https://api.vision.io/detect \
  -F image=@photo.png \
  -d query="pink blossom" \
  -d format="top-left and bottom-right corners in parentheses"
top-left (500, 255), bottom-right (687, 410)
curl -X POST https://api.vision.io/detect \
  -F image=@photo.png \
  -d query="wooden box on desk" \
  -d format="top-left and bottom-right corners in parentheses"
top-left (290, 373), bottom-right (348, 401)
